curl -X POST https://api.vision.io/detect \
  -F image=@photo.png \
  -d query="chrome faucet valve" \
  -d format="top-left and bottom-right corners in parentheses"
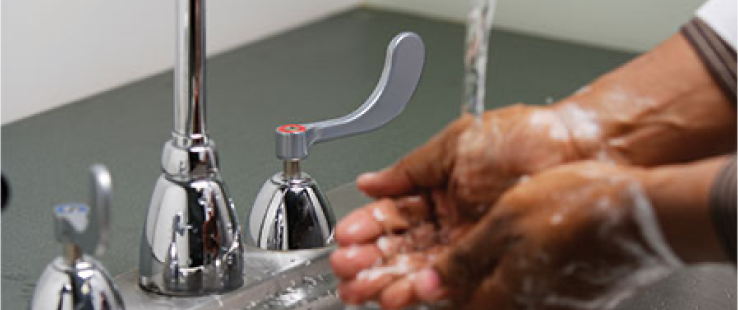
top-left (31, 165), bottom-right (125, 310)
top-left (138, 0), bottom-right (244, 295)
top-left (248, 32), bottom-right (425, 251)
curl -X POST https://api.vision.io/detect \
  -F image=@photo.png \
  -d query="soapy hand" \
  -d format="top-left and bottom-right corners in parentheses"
top-left (331, 195), bottom-right (473, 308)
top-left (332, 161), bottom-right (681, 309)
top-left (330, 31), bottom-right (734, 309)
top-left (357, 104), bottom-right (587, 218)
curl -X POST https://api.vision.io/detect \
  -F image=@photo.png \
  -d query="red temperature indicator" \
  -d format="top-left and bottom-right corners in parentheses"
top-left (277, 124), bottom-right (306, 133)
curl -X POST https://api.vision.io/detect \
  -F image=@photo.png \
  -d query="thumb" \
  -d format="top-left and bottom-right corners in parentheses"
top-left (357, 116), bottom-right (472, 197)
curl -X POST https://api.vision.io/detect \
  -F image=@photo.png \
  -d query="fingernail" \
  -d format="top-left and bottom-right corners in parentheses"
top-left (345, 245), bottom-right (360, 259)
top-left (415, 269), bottom-right (444, 301)
top-left (358, 172), bottom-right (378, 182)
top-left (345, 222), bottom-right (363, 236)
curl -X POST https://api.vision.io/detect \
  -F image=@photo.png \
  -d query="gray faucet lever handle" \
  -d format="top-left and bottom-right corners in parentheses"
top-left (53, 165), bottom-right (112, 257)
top-left (276, 32), bottom-right (425, 160)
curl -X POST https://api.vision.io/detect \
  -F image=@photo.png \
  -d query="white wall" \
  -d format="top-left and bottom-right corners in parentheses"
top-left (2, 0), bottom-right (708, 124)
top-left (365, 0), bottom-right (705, 52)
top-left (1, 0), bottom-right (359, 124)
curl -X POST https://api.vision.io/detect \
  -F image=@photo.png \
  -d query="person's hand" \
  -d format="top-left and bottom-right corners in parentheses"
top-left (332, 161), bottom-right (681, 309)
top-left (358, 104), bottom-right (588, 218)
top-left (428, 161), bottom-right (682, 309)
top-left (331, 195), bottom-right (476, 309)
top-left (358, 33), bottom-right (738, 213)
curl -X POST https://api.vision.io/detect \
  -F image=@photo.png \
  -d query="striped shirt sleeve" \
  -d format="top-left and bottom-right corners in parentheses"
top-left (680, 1), bottom-right (736, 263)
top-left (681, 18), bottom-right (737, 101)
top-left (709, 155), bottom-right (736, 262)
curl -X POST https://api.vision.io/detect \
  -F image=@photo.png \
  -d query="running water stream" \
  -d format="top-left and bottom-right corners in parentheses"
top-left (463, 0), bottom-right (498, 119)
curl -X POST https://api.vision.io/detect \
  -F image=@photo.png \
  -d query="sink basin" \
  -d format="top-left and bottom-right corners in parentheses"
top-left (113, 183), bottom-right (736, 310)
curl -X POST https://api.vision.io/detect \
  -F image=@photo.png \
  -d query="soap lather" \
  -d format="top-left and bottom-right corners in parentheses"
top-left (248, 32), bottom-right (426, 251)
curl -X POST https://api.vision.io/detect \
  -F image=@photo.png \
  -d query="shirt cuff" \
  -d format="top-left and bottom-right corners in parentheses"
top-left (696, 0), bottom-right (736, 50)
top-left (682, 18), bottom-right (737, 102)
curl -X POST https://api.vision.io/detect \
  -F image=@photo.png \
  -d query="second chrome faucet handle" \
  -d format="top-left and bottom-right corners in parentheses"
top-left (275, 32), bottom-right (425, 161)
top-left (32, 165), bottom-right (124, 310)
top-left (54, 164), bottom-right (112, 258)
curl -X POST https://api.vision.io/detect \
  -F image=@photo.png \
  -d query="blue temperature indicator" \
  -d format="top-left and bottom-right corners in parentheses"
top-left (55, 204), bottom-right (89, 214)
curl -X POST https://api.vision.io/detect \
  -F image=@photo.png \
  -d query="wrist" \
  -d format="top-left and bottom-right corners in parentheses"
top-left (638, 157), bottom-right (730, 263)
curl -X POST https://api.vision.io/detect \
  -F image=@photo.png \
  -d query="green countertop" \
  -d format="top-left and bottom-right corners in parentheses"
top-left (2, 8), bottom-right (637, 307)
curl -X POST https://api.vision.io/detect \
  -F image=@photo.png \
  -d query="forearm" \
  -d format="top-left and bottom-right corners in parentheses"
top-left (639, 155), bottom-right (732, 263)
top-left (552, 33), bottom-right (735, 166)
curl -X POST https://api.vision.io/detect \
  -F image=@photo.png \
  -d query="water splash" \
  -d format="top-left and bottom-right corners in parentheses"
top-left (463, 0), bottom-right (498, 119)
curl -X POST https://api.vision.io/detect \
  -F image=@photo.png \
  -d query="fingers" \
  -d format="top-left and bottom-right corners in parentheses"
top-left (331, 235), bottom-right (406, 279)
top-left (339, 266), bottom-right (447, 308)
top-left (333, 195), bottom-right (439, 307)
top-left (371, 200), bottom-right (411, 234)
top-left (408, 265), bottom-right (513, 310)
top-left (338, 281), bottom-right (364, 305)
top-left (333, 246), bottom-right (400, 305)
top-left (412, 268), bottom-right (448, 302)
top-left (380, 276), bottom-right (417, 309)
top-left (336, 196), bottom-right (434, 246)
top-left (336, 199), bottom-right (408, 246)
top-left (335, 206), bottom-right (384, 246)
top-left (357, 168), bottom-right (416, 198)
top-left (357, 116), bottom-right (472, 198)
top-left (346, 270), bottom-right (398, 303)
top-left (341, 254), bottom-right (428, 305)
top-left (331, 245), bottom-right (383, 280)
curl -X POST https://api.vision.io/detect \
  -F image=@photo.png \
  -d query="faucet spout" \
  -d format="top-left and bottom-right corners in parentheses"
top-left (139, 0), bottom-right (244, 296)
top-left (174, 0), bottom-right (207, 142)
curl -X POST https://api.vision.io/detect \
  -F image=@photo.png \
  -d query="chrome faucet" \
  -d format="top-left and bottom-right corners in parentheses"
top-left (31, 165), bottom-right (125, 310)
top-left (138, 0), bottom-right (244, 295)
top-left (247, 32), bottom-right (425, 251)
